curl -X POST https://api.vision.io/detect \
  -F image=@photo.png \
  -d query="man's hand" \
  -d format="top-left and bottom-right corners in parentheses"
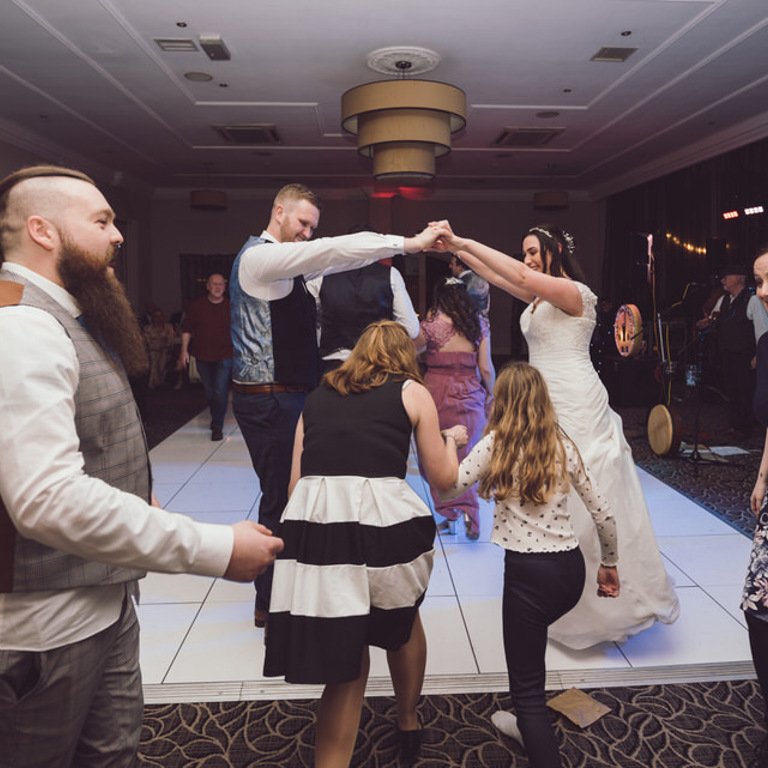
top-left (223, 521), bottom-right (284, 582)
top-left (403, 224), bottom-right (445, 254)
top-left (426, 220), bottom-right (465, 253)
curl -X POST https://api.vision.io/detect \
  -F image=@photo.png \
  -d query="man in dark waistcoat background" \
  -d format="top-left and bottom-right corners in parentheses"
top-left (714, 264), bottom-right (757, 437)
top-left (0, 165), bottom-right (283, 767)
top-left (306, 223), bottom-right (419, 376)
top-left (229, 184), bottom-right (442, 627)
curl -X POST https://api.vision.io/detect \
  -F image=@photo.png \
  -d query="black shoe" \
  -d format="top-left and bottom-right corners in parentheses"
top-left (397, 727), bottom-right (423, 765)
top-left (211, 428), bottom-right (223, 441)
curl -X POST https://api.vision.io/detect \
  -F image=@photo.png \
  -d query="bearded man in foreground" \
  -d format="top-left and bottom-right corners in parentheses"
top-left (0, 165), bottom-right (283, 767)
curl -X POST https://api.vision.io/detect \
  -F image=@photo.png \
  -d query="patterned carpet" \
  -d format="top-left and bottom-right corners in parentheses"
top-left (140, 682), bottom-right (766, 767)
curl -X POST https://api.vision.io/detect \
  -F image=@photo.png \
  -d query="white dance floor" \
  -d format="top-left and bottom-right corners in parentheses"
top-left (140, 402), bottom-right (754, 704)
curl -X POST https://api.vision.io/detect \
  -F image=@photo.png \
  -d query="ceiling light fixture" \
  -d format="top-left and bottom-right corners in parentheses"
top-left (184, 71), bottom-right (213, 82)
top-left (341, 47), bottom-right (466, 182)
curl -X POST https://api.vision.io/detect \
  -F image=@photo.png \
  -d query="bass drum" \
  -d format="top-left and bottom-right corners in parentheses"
top-left (647, 403), bottom-right (682, 457)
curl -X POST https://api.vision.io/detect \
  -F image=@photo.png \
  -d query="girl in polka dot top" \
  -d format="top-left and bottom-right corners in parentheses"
top-left (440, 361), bottom-right (619, 768)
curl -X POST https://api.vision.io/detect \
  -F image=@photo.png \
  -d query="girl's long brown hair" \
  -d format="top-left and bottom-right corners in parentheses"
top-left (478, 362), bottom-right (570, 504)
top-left (325, 320), bottom-right (424, 395)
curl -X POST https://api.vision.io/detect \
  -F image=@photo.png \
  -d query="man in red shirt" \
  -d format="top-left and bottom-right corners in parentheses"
top-left (179, 273), bottom-right (233, 441)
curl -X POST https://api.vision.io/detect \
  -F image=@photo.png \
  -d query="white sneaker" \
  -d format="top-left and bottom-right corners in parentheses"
top-left (491, 710), bottom-right (524, 746)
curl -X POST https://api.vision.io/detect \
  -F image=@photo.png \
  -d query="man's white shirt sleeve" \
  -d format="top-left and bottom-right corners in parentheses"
top-left (390, 268), bottom-right (419, 338)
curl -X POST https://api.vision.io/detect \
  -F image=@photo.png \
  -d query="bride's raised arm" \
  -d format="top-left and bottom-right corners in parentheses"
top-left (430, 221), bottom-right (583, 316)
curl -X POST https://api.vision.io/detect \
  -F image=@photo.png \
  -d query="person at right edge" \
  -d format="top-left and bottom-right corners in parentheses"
top-left (229, 183), bottom-right (443, 629)
top-left (741, 246), bottom-right (768, 768)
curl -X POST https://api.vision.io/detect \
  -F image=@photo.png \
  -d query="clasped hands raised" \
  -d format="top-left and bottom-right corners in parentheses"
top-left (408, 220), bottom-right (465, 254)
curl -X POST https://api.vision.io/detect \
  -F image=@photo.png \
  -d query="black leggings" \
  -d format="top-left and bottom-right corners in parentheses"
top-left (502, 547), bottom-right (586, 768)
top-left (746, 611), bottom-right (768, 724)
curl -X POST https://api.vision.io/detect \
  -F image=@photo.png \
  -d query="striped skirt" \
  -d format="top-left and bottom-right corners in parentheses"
top-left (264, 475), bottom-right (436, 684)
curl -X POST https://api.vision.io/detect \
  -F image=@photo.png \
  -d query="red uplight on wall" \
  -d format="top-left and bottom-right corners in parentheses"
top-left (370, 189), bottom-right (398, 199)
top-left (398, 186), bottom-right (434, 201)
top-left (722, 210), bottom-right (739, 220)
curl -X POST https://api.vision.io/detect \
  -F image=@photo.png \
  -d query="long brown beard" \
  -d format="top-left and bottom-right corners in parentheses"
top-left (58, 238), bottom-right (149, 377)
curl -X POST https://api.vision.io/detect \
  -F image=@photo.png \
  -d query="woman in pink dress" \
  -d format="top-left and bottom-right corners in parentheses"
top-left (417, 277), bottom-right (495, 539)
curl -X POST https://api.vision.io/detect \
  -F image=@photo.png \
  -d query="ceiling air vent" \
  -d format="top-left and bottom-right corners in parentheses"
top-left (493, 127), bottom-right (564, 148)
top-left (590, 47), bottom-right (637, 63)
top-left (154, 38), bottom-right (198, 52)
top-left (213, 124), bottom-right (282, 145)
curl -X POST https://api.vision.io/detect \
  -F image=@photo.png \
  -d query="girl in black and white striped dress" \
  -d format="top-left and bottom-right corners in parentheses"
top-left (264, 320), bottom-right (467, 768)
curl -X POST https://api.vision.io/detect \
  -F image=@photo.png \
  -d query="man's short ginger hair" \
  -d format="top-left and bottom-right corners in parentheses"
top-left (272, 183), bottom-right (321, 212)
top-left (0, 165), bottom-right (96, 260)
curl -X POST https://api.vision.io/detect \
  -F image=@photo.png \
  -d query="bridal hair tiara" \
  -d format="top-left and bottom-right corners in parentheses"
top-left (445, 277), bottom-right (465, 286)
top-left (529, 226), bottom-right (576, 256)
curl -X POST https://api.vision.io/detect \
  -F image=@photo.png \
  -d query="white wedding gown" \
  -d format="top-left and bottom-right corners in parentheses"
top-left (521, 281), bottom-right (680, 649)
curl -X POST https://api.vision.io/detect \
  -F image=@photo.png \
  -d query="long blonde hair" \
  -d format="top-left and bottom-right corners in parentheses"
top-left (478, 362), bottom-right (569, 504)
top-left (325, 320), bottom-right (424, 395)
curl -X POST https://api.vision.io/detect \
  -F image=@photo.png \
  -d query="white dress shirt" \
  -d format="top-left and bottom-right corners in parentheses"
top-left (0, 263), bottom-right (234, 651)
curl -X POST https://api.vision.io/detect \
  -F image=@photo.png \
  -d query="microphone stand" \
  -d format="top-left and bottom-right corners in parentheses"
top-left (686, 328), bottom-right (727, 475)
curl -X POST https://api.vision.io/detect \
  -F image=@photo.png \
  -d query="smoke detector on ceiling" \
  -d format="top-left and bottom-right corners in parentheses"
top-left (365, 47), bottom-right (441, 76)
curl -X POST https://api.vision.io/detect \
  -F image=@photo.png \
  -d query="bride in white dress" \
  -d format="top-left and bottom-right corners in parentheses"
top-left (430, 220), bottom-right (679, 649)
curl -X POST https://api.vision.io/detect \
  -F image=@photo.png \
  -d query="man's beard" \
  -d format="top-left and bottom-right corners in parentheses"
top-left (58, 238), bottom-right (149, 377)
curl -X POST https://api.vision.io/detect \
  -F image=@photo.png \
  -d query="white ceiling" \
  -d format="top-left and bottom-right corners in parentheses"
top-left (2, 0), bottom-right (767, 199)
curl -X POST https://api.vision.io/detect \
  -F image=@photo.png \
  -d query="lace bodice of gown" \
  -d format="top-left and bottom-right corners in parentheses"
top-left (521, 282), bottom-right (596, 362)
top-left (520, 282), bottom-right (606, 447)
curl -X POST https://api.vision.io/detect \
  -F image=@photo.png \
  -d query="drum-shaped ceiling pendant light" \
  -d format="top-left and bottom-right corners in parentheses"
top-left (341, 80), bottom-right (466, 182)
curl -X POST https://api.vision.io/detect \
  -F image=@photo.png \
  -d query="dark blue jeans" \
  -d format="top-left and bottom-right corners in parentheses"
top-left (502, 547), bottom-right (585, 768)
top-left (233, 389), bottom-right (307, 612)
top-left (196, 358), bottom-right (232, 431)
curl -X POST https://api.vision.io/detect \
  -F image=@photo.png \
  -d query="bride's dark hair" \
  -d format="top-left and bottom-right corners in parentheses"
top-left (526, 224), bottom-right (586, 282)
